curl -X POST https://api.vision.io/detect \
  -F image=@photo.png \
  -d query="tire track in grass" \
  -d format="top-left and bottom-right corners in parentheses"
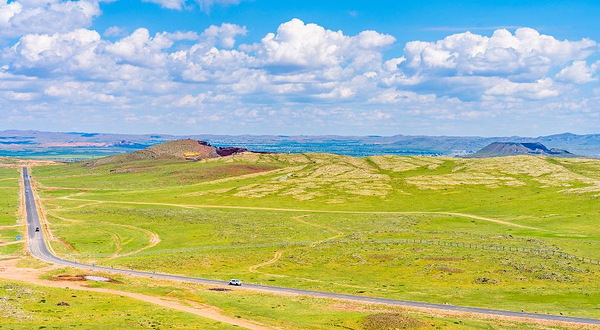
top-left (247, 215), bottom-right (387, 292)
top-left (248, 250), bottom-right (285, 276)
top-left (0, 241), bottom-right (24, 246)
top-left (105, 231), bottom-right (122, 261)
top-left (293, 215), bottom-right (344, 245)
top-left (249, 249), bottom-right (388, 292)
top-left (45, 213), bottom-right (86, 258)
top-left (111, 224), bottom-right (161, 260)
top-left (59, 196), bottom-right (539, 230)
top-left (47, 212), bottom-right (161, 261)
top-left (52, 201), bottom-right (105, 212)
top-left (0, 225), bottom-right (20, 230)
top-left (248, 214), bottom-right (342, 276)
top-left (0, 259), bottom-right (274, 330)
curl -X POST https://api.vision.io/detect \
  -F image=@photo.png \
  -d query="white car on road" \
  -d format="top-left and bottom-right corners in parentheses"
top-left (229, 279), bottom-right (242, 286)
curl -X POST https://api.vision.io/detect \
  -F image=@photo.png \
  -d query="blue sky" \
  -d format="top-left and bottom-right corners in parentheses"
top-left (1, 0), bottom-right (599, 136)
top-left (95, 0), bottom-right (600, 45)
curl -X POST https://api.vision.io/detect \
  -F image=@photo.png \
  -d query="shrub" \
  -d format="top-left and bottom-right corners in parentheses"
top-left (475, 277), bottom-right (499, 285)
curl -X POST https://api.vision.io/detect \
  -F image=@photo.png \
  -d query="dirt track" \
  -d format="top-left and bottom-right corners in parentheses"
top-left (60, 196), bottom-right (538, 229)
top-left (0, 258), bottom-right (273, 330)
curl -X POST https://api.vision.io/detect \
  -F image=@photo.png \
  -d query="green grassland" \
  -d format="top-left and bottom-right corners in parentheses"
top-left (0, 167), bottom-right (20, 225)
top-left (35, 266), bottom-right (584, 330)
top-left (31, 153), bottom-right (600, 318)
top-left (0, 280), bottom-right (237, 330)
top-left (0, 166), bottom-right (24, 257)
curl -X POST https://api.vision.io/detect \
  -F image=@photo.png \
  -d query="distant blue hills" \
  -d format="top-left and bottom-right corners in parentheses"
top-left (0, 130), bottom-right (598, 160)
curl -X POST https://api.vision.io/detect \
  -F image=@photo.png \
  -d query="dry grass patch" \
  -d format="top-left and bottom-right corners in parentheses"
top-left (369, 156), bottom-right (445, 172)
top-left (183, 188), bottom-right (234, 196)
top-left (362, 312), bottom-right (426, 330)
top-left (403, 156), bottom-right (600, 194)
top-left (406, 172), bottom-right (525, 189)
top-left (0, 158), bottom-right (58, 168)
top-left (231, 155), bottom-right (392, 200)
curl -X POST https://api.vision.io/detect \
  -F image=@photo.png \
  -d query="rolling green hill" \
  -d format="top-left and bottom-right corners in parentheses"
top-left (30, 153), bottom-right (600, 319)
top-left (88, 139), bottom-right (253, 166)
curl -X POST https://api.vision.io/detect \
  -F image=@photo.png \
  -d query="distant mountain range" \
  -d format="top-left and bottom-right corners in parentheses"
top-left (469, 142), bottom-right (574, 158)
top-left (0, 130), bottom-right (598, 159)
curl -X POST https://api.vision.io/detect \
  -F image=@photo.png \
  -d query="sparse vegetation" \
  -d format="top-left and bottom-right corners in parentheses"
top-left (362, 313), bottom-right (425, 330)
top-left (0, 165), bottom-right (23, 258)
top-left (16, 150), bottom-right (600, 320)
top-left (0, 280), bottom-right (237, 329)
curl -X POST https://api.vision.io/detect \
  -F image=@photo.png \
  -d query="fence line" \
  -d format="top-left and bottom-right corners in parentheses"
top-left (37, 237), bottom-right (600, 266)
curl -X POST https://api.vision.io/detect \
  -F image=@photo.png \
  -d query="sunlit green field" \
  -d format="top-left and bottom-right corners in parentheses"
top-left (5, 269), bottom-right (566, 330)
top-left (2, 271), bottom-right (579, 330)
top-left (32, 153), bottom-right (600, 318)
top-left (0, 279), bottom-right (238, 330)
top-left (0, 166), bottom-right (24, 257)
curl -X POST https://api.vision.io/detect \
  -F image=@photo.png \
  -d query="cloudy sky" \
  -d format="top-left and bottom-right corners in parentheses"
top-left (1, 0), bottom-right (599, 136)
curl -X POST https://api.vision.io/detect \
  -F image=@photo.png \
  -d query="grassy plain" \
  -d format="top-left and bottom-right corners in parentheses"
top-left (26, 264), bottom-right (590, 330)
top-left (0, 279), bottom-right (238, 330)
top-left (0, 165), bottom-right (24, 257)
top-left (0, 265), bottom-right (583, 330)
top-left (31, 153), bottom-right (600, 319)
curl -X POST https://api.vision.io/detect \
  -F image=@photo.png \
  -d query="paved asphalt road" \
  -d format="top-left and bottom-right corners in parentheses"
top-left (22, 167), bottom-right (600, 326)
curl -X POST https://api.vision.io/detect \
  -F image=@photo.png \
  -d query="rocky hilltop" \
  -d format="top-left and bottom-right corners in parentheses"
top-left (88, 139), bottom-right (252, 166)
top-left (469, 142), bottom-right (574, 158)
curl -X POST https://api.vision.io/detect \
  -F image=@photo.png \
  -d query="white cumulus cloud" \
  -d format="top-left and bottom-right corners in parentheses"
top-left (0, 0), bottom-right (100, 41)
top-left (200, 23), bottom-right (246, 48)
top-left (402, 28), bottom-right (597, 80)
top-left (1, 18), bottom-right (599, 133)
top-left (247, 18), bottom-right (395, 72)
top-left (555, 60), bottom-right (599, 84)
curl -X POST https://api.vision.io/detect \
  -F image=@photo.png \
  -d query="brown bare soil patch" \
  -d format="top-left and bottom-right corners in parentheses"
top-left (423, 256), bottom-right (464, 261)
top-left (435, 264), bottom-right (465, 273)
top-left (0, 259), bottom-right (273, 330)
top-left (51, 274), bottom-right (120, 283)
top-left (0, 157), bottom-right (58, 168)
top-left (169, 164), bottom-right (280, 184)
top-left (51, 274), bottom-right (87, 281)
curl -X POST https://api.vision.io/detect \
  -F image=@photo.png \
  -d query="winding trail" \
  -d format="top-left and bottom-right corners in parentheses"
top-left (23, 168), bottom-right (600, 326)
top-left (248, 251), bottom-right (284, 275)
top-left (249, 215), bottom-right (344, 276)
top-left (58, 196), bottom-right (538, 230)
top-left (114, 223), bottom-right (161, 259)
top-left (105, 231), bottom-right (122, 260)
top-left (0, 240), bottom-right (24, 246)
top-left (293, 215), bottom-right (345, 244)
top-left (0, 224), bottom-right (21, 230)
top-left (0, 259), bottom-right (273, 330)
top-left (46, 212), bottom-right (161, 261)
